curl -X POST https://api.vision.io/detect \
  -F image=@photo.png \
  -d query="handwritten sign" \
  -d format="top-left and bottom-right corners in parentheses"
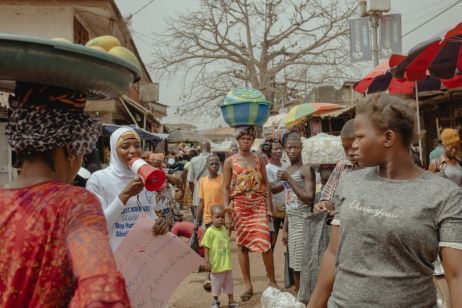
top-left (115, 216), bottom-right (203, 307)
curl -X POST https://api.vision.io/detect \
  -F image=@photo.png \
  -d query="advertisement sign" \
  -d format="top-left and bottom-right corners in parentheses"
top-left (349, 17), bottom-right (372, 62)
top-left (380, 14), bottom-right (402, 58)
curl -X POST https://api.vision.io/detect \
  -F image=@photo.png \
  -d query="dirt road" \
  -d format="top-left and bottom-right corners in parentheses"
top-left (168, 234), bottom-right (287, 308)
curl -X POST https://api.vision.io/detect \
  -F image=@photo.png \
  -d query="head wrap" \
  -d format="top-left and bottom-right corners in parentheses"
top-left (234, 126), bottom-right (257, 140)
top-left (108, 126), bottom-right (140, 180)
top-left (441, 128), bottom-right (460, 146)
top-left (6, 82), bottom-right (100, 156)
top-left (116, 131), bottom-right (141, 148)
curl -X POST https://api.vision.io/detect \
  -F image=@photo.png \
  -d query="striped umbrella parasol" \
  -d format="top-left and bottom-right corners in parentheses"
top-left (285, 103), bottom-right (344, 127)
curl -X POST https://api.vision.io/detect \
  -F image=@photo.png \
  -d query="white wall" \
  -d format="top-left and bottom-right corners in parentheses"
top-left (0, 5), bottom-right (74, 40)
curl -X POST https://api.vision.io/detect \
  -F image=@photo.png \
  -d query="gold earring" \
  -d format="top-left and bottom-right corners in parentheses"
top-left (68, 155), bottom-right (75, 161)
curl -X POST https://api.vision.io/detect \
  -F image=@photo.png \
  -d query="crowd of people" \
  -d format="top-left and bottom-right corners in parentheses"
top-left (1, 86), bottom-right (462, 308)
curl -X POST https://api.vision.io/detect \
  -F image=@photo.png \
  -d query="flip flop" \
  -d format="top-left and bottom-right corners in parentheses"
top-left (240, 290), bottom-right (253, 302)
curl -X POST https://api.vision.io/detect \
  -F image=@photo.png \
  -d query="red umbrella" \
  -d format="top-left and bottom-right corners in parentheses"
top-left (393, 22), bottom-right (462, 81)
top-left (354, 55), bottom-right (458, 95)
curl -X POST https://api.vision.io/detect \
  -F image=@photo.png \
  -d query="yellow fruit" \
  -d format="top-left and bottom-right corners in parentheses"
top-left (85, 35), bottom-right (120, 51)
top-left (87, 45), bottom-right (107, 52)
top-left (109, 46), bottom-right (140, 68)
top-left (51, 37), bottom-right (72, 44)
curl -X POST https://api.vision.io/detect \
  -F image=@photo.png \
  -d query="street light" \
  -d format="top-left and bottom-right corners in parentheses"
top-left (360, 0), bottom-right (391, 67)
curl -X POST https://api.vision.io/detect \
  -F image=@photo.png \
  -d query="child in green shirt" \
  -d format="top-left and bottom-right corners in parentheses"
top-left (201, 205), bottom-right (239, 308)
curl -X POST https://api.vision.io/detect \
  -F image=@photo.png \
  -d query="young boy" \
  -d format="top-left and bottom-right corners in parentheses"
top-left (201, 205), bottom-right (239, 308)
top-left (195, 155), bottom-right (224, 230)
top-left (314, 119), bottom-right (358, 215)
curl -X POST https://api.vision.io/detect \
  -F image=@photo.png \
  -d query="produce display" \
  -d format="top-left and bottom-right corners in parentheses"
top-left (301, 133), bottom-right (346, 165)
top-left (51, 35), bottom-right (141, 70)
top-left (0, 33), bottom-right (141, 99)
top-left (220, 87), bottom-right (272, 127)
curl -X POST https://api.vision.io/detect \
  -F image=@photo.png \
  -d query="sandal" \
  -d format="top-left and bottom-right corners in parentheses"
top-left (228, 303), bottom-right (240, 308)
top-left (203, 279), bottom-right (212, 291)
top-left (240, 289), bottom-right (253, 302)
top-left (211, 299), bottom-right (220, 308)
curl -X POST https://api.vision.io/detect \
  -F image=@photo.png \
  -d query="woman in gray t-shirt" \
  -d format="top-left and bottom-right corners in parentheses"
top-left (308, 94), bottom-right (462, 308)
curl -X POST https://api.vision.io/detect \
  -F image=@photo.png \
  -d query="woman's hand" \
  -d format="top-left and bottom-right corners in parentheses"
top-left (152, 219), bottom-right (169, 236)
top-left (282, 229), bottom-right (288, 246)
top-left (225, 212), bottom-right (233, 230)
top-left (119, 178), bottom-right (144, 205)
top-left (277, 170), bottom-right (290, 181)
top-left (314, 201), bottom-right (336, 216)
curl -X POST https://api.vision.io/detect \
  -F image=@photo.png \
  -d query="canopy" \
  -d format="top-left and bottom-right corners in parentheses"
top-left (168, 130), bottom-right (205, 143)
top-left (285, 103), bottom-right (344, 127)
top-left (102, 124), bottom-right (167, 144)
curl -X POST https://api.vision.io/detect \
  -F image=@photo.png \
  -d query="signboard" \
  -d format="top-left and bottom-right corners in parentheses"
top-left (115, 216), bottom-right (203, 308)
top-left (349, 17), bottom-right (372, 62)
top-left (380, 14), bottom-right (402, 58)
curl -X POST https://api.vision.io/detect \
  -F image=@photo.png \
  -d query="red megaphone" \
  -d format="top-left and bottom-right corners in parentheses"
top-left (128, 158), bottom-right (166, 191)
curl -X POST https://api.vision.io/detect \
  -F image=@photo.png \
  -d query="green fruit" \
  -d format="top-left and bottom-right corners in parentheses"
top-left (87, 45), bottom-right (107, 53)
top-left (86, 35), bottom-right (120, 51)
top-left (51, 37), bottom-right (72, 44)
top-left (109, 46), bottom-right (140, 68)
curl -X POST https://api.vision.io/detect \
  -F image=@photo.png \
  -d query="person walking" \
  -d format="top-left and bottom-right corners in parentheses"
top-left (223, 126), bottom-right (279, 302)
top-left (86, 127), bottom-right (168, 251)
top-left (429, 128), bottom-right (462, 186)
top-left (266, 140), bottom-right (288, 252)
top-left (278, 132), bottom-right (316, 293)
top-left (201, 205), bottom-right (240, 308)
top-left (188, 140), bottom-right (212, 219)
top-left (314, 119), bottom-right (358, 214)
top-left (0, 82), bottom-right (129, 306)
top-left (308, 93), bottom-right (462, 308)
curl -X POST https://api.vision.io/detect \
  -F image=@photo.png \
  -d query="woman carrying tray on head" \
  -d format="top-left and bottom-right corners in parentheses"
top-left (86, 126), bottom-right (169, 251)
top-left (223, 126), bottom-right (280, 302)
top-left (0, 82), bottom-right (130, 307)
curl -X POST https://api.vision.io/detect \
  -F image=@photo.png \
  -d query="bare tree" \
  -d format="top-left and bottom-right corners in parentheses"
top-left (151, 0), bottom-right (358, 114)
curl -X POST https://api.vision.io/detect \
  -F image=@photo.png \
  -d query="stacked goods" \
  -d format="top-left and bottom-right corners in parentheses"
top-left (50, 35), bottom-right (141, 70)
top-left (0, 33), bottom-right (141, 99)
top-left (220, 87), bottom-right (272, 127)
top-left (301, 133), bottom-right (346, 165)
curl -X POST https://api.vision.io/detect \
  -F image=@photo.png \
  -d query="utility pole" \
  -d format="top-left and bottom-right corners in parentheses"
top-left (360, 0), bottom-right (391, 68)
top-left (370, 12), bottom-right (380, 67)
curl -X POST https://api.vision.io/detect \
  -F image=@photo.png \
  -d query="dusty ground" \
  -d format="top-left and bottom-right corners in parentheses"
top-left (168, 232), bottom-right (287, 308)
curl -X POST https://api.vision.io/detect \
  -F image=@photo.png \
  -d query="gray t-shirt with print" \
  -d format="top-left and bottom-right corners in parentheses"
top-left (329, 168), bottom-right (462, 308)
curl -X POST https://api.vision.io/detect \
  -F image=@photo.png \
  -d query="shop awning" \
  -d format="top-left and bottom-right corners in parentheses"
top-left (102, 124), bottom-right (168, 144)
top-left (264, 113), bottom-right (287, 128)
top-left (318, 106), bottom-right (355, 119)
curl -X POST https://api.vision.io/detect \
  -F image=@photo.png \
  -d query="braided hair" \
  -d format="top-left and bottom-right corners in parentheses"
top-left (356, 94), bottom-right (416, 147)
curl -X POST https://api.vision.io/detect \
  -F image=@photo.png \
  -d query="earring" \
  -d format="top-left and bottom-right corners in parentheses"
top-left (68, 155), bottom-right (75, 161)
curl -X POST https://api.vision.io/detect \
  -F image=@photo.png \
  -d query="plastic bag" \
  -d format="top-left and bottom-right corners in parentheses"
top-left (261, 287), bottom-right (305, 308)
top-left (188, 230), bottom-right (200, 253)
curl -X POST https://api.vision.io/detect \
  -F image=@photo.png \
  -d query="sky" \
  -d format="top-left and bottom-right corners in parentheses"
top-left (115, 0), bottom-right (462, 128)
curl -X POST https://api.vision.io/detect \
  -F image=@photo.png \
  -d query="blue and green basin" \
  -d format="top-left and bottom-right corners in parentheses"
top-left (220, 101), bottom-right (271, 127)
top-left (220, 87), bottom-right (272, 127)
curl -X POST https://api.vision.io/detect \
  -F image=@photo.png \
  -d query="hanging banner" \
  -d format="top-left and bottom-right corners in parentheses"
top-left (349, 17), bottom-right (372, 62)
top-left (380, 14), bottom-right (402, 58)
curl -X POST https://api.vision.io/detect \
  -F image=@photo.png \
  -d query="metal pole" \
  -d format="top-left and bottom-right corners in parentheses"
top-left (370, 13), bottom-right (380, 67)
top-left (415, 82), bottom-right (424, 165)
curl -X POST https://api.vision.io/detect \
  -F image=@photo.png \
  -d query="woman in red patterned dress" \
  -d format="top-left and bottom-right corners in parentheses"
top-left (223, 126), bottom-right (280, 302)
top-left (0, 82), bottom-right (130, 307)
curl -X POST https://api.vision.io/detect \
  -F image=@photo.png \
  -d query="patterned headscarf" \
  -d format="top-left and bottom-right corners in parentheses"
top-left (6, 82), bottom-right (101, 156)
top-left (234, 126), bottom-right (257, 140)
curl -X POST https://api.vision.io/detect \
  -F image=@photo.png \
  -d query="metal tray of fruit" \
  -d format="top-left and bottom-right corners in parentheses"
top-left (0, 33), bottom-right (141, 100)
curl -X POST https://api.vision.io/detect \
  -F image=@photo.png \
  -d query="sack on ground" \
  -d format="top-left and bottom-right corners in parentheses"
top-left (261, 287), bottom-right (305, 308)
top-left (298, 212), bottom-right (331, 304)
top-left (188, 230), bottom-right (200, 253)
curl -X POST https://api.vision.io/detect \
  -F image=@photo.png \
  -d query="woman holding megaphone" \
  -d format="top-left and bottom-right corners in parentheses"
top-left (87, 126), bottom-right (168, 250)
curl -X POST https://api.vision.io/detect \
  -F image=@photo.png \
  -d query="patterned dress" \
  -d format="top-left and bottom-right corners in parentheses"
top-left (231, 155), bottom-right (271, 252)
top-left (0, 181), bottom-right (129, 307)
top-left (285, 169), bottom-right (311, 271)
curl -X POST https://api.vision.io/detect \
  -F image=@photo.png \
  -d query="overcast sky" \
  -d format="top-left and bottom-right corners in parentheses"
top-left (115, 0), bottom-right (462, 128)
